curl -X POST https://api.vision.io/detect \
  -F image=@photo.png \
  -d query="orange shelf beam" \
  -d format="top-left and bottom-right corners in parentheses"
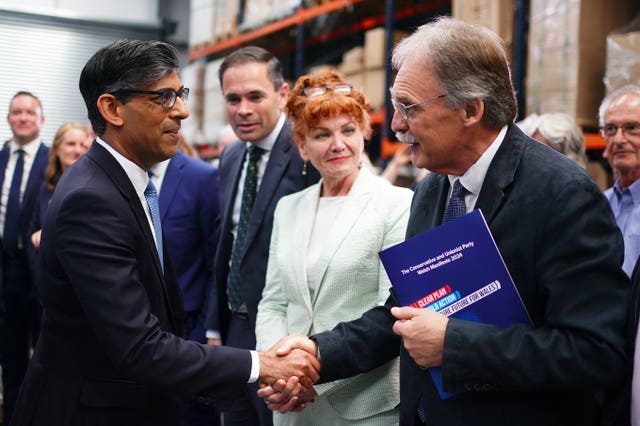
top-left (584, 132), bottom-right (605, 150)
top-left (189, 0), bottom-right (367, 61)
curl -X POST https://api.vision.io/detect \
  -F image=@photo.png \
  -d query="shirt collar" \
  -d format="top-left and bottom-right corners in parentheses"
top-left (95, 137), bottom-right (149, 197)
top-left (244, 113), bottom-right (286, 152)
top-left (9, 138), bottom-right (41, 157)
top-left (613, 178), bottom-right (640, 205)
top-left (448, 125), bottom-right (508, 194)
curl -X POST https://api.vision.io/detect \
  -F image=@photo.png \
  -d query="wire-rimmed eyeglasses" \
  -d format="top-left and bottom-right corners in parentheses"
top-left (301, 83), bottom-right (352, 98)
top-left (391, 94), bottom-right (447, 120)
top-left (111, 87), bottom-right (190, 109)
top-left (600, 122), bottom-right (640, 138)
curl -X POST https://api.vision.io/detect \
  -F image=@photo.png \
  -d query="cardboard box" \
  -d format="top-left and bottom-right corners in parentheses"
top-left (604, 31), bottom-right (640, 94)
top-left (214, 0), bottom-right (239, 40)
top-left (339, 46), bottom-right (364, 75)
top-left (363, 27), bottom-right (408, 69)
top-left (452, 0), bottom-right (515, 62)
top-left (188, 0), bottom-right (216, 50)
top-left (526, 0), bottom-right (636, 127)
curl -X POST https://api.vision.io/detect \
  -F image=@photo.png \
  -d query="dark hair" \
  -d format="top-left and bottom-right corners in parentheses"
top-left (79, 39), bottom-right (180, 136)
top-left (392, 16), bottom-right (517, 128)
top-left (218, 46), bottom-right (285, 91)
top-left (10, 91), bottom-right (44, 114)
top-left (286, 70), bottom-right (371, 144)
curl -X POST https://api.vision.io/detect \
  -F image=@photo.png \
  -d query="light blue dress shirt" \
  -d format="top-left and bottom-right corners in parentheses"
top-left (605, 178), bottom-right (640, 277)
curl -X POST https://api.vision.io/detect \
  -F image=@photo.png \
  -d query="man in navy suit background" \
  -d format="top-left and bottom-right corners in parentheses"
top-left (0, 91), bottom-right (49, 423)
top-left (150, 146), bottom-right (221, 426)
top-left (204, 46), bottom-right (319, 426)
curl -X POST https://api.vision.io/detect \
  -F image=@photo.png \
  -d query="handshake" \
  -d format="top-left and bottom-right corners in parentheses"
top-left (257, 333), bottom-right (320, 413)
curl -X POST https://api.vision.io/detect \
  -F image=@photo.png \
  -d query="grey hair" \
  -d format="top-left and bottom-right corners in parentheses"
top-left (598, 84), bottom-right (640, 127)
top-left (392, 16), bottom-right (517, 128)
top-left (535, 113), bottom-right (586, 168)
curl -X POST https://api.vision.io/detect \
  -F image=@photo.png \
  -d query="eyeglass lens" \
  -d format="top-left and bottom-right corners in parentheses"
top-left (601, 122), bottom-right (640, 137)
top-left (302, 83), bottom-right (352, 98)
top-left (161, 88), bottom-right (189, 108)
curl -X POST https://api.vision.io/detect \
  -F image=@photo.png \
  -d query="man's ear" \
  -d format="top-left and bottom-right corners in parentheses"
top-left (96, 94), bottom-right (125, 128)
top-left (463, 98), bottom-right (484, 127)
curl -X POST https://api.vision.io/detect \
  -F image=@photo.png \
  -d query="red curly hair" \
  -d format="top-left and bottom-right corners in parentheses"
top-left (285, 70), bottom-right (372, 145)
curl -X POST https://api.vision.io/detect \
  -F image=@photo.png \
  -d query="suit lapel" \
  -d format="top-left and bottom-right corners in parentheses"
top-left (88, 143), bottom-right (168, 290)
top-left (159, 153), bottom-right (185, 221)
top-left (0, 147), bottom-right (9, 197)
top-left (23, 143), bottom-right (48, 208)
top-left (407, 174), bottom-right (448, 238)
top-left (292, 184), bottom-right (321, 312)
top-left (242, 124), bottom-right (292, 258)
top-left (310, 169), bottom-right (374, 304)
top-left (475, 124), bottom-right (523, 223)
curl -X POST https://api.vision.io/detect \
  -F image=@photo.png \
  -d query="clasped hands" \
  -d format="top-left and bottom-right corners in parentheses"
top-left (258, 333), bottom-right (319, 412)
top-left (256, 307), bottom-right (448, 413)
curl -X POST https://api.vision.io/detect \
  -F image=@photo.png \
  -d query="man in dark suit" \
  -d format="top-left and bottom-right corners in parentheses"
top-left (204, 46), bottom-right (319, 426)
top-left (263, 17), bottom-right (629, 426)
top-left (150, 149), bottom-right (221, 425)
top-left (0, 91), bottom-right (49, 423)
top-left (9, 39), bottom-right (319, 426)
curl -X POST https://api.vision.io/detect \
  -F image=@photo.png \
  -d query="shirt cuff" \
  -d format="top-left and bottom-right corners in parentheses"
top-left (206, 329), bottom-right (221, 340)
top-left (248, 350), bottom-right (259, 383)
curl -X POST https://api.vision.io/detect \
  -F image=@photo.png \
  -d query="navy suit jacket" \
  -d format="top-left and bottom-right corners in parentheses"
top-left (206, 121), bottom-right (319, 341)
top-left (159, 152), bottom-right (218, 340)
top-left (0, 142), bottom-right (48, 294)
top-left (11, 142), bottom-right (252, 426)
top-left (314, 124), bottom-right (629, 426)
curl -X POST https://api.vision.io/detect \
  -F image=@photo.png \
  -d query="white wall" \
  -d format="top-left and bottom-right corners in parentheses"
top-left (0, 0), bottom-right (160, 25)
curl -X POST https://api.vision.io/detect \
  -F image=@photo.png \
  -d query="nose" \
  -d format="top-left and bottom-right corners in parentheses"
top-left (170, 96), bottom-right (190, 119)
top-left (237, 98), bottom-right (252, 116)
top-left (390, 109), bottom-right (407, 134)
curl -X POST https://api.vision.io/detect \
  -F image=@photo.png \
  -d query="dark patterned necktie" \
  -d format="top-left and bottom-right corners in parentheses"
top-left (227, 145), bottom-right (265, 311)
top-left (145, 179), bottom-right (164, 272)
top-left (442, 179), bottom-right (467, 223)
top-left (4, 149), bottom-right (25, 253)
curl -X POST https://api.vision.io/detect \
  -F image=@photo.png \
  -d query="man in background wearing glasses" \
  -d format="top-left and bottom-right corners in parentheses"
top-left (266, 17), bottom-right (628, 426)
top-left (9, 39), bottom-right (320, 426)
top-left (601, 85), bottom-right (640, 278)
top-left (599, 84), bottom-right (640, 426)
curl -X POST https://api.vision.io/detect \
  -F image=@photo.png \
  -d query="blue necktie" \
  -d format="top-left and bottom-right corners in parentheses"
top-left (227, 145), bottom-right (265, 312)
top-left (442, 179), bottom-right (467, 223)
top-left (4, 149), bottom-right (25, 253)
top-left (145, 179), bottom-right (164, 272)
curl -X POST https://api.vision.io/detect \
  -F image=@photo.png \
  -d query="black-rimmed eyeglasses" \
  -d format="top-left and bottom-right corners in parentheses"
top-left (600, 122), bottom-right (640, 138)
top-left (301, 83), bottom-right (352, 98)
top-left (391, 94), bottom-right (447, 120)
top-left (111, 87), bottom-right (190, 109)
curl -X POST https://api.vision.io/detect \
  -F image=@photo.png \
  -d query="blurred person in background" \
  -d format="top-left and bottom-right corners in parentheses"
top-left (601, 85), bottom-right (640, 278)
top-left (28, 122), bottom-right (89, 255)
top-left (0, 91), bottom-right (49, 424)
top-left (149, 137), bottom-right (221, 426)
top-left (256, 70), bottom-right (411, 425)
top-left (518, 112), bottom-right (587, 168)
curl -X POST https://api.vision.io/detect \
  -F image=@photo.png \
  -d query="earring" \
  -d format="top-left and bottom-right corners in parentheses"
top-left (302, 161), bottom-right (308, 176)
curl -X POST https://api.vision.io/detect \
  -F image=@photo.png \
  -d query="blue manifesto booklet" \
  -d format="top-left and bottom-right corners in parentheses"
top-left (378, 209), bottom-right (531, 399)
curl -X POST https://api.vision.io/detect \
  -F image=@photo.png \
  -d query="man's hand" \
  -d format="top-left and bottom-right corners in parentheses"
top-left (258, 334), bottom-right (320, 394)
top-left (258, 379), bottom-right (316, 413)
top-left (391, 306), bottom-right (448, 368)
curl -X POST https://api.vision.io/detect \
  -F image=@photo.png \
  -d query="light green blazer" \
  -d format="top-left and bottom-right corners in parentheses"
top-left (256, 167), bottom-right (412, 423)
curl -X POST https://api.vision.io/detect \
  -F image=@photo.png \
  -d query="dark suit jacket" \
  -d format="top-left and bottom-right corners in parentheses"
top-left (206, 121), bottom-right (319, 340)
top-left (26, 181), bottom-right (54, 285)
top-left (314, 124), bottom-right (629, 426)
top-left (0, 142), bottom-right (48, 295)
top-left (159, 152), bottom-right (218, 341)
top-left (10, 142), bottom-right (252, 426)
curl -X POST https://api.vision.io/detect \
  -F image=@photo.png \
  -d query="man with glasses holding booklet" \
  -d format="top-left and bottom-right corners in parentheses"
top-left (262, 17), bottom-right (629, 426)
